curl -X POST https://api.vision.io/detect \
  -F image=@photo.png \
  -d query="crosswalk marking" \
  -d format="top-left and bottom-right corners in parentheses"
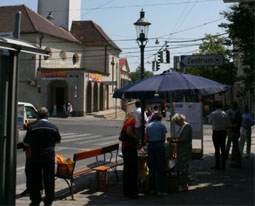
top-left (97, 139), bottom-right (120, 146)
top-left (61, 133), bottom-right (92, 140)
top-left (55, 146), bottom-right (89, 151)
top-left (61, 134), bottom-right (101, 143)
top-left (76, 135), bottom-right (118, 144)
top-left (60, 132), bottom-right (76, 136)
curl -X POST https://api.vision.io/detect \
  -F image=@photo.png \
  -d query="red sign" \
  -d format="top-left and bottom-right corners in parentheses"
top-left (41, 70), bottom-right (67, 80)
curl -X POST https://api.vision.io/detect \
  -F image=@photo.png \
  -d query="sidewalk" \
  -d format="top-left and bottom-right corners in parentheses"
top-left (16, 125), bottom-right (255, 206)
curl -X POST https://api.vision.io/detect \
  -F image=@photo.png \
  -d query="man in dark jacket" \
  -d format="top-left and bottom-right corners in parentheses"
top-left (229, 102), bottom-right (242, 168)
top-left (24, 107), bottom-right (61, 206)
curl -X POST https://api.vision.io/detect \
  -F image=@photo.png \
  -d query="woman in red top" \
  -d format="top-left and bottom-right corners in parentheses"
top-left (120, 112), bottom-right (139, 198)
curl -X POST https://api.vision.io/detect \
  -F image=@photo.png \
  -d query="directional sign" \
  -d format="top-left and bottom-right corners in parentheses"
top-left (180, 55), bottom-right (224, 67)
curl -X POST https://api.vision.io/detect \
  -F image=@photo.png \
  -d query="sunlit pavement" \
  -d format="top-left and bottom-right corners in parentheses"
top-left (16, 118), bottom-right (254, 206)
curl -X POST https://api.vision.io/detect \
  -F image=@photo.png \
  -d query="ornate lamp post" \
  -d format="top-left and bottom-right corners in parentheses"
top-left (134, 9), bottom-right (151, 145)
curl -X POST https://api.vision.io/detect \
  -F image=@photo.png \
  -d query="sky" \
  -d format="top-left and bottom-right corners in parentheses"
top-left (0, 0), bottom-right (235, 73)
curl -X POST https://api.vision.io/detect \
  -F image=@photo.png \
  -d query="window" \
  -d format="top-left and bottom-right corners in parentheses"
top-left (44, 47), bottom-right (52, 60)
top-left (72, 53), bottom-right (79, 65)
top-left (25, 106), bottom-right (37, 119)
top-left (59, 50), bottom-right (66, 61)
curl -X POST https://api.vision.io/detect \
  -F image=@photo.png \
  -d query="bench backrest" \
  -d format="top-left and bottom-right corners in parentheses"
top-left (73, 143), bottom-right (120, 162)
top-left (74, 148), bottom-right (102, 161)
top-left (102, 143), bottom-right (119, 154)
top-left (102, 143), bottom-right (119, 162)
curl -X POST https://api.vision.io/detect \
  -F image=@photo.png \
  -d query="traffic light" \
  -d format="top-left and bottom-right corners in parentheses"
top-left (158, 51), bottom-right (163, 63)
top-left (156, 61), bottom-right (160, 71)
top-left (166, 50), bottom-right (170, 63)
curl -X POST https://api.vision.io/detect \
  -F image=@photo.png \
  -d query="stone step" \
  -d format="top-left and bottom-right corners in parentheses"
top-left (93, 110), bottom-right (126, 119)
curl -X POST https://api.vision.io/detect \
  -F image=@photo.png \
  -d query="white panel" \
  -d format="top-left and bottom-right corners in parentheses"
top-left (68, 0), bottom-right (81, 30)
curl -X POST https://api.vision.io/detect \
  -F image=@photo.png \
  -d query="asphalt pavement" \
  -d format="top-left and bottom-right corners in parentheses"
top-left (16, 117), bottom-right (254, 206)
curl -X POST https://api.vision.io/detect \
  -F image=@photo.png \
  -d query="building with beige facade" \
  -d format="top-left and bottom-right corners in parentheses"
top-left (0, 4), bottom-right (127, 116)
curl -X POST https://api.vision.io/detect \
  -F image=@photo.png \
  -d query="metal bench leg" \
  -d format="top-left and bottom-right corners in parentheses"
top-left (113, 167), bottom-right (119, 181)
top-left (69, 179), bottom-right (75, 200)
top-left (62, 178), bottom-right (75, 200)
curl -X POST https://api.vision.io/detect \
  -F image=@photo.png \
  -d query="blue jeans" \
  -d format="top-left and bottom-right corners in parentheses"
top-left (147, 142), bottom-right (166, 193)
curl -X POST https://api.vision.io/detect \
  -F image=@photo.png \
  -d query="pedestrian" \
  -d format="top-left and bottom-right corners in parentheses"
top-left (146, 106), bottom-right (153, 123)
top-left (52, 104), bottom-right (57, 117)
top-left (225, 105), bottom-right (234, 159)
top-left (132, 101), bottom-right (148, 146)
top-left (208, 102), bottom-right (228, 170)
top-left (239, 105), bottom-right (254, 158)
top-left (153, 105), bottom-right (160, 113)
top-left (229, 102), bottom-right (242, 168)
top-left (119, 112), bottom-right (139, 198)
top-left (145, 112), bottom-right (168, 196)
top-left (24, 107), bottom-right (61, 206)
top-left (167, 113), bottom-right (192, 192)
top-left (63, 103), bottom-right (67, 117)
top-left (67, 102), bottom-right (73, 118)
top-left (21, 120), bottom-right (41, 196)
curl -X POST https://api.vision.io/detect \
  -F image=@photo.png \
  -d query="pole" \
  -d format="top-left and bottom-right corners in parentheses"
top-left (140, 42), bottom-right (145, 146)
top-left (115, 62), bottom-right (118, 119)
top-left (0, 53), bottom-right (9, 205)
top-left (5, 11), bottom-right (21, 205)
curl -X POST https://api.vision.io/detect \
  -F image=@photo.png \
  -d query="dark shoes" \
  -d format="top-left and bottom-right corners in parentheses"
top-left (210, 166), bottom-right (221, 170)
top-left (20, 189), bottom-right (30, 196)
top-left (230, 164), bottom-right (241, 168)
top-left (29, 202), bottom-right (40, 206)
top-left (210, 166), bottom-right (225, 170)
top-left (124, 193), bottom-right (139, 199)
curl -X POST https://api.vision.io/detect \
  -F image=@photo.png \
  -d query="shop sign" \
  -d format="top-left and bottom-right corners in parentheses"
top-left (41, 70), bottom-right (67, 80)
top-left (89, 73), bottom-right (102, 82)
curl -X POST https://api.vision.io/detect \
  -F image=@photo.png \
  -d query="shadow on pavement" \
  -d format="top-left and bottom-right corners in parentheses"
top-left (86, 154), bottom-right (254, 205)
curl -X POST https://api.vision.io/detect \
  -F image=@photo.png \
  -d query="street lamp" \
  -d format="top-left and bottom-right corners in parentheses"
top-left (134, 9), bottom-right (151, 145)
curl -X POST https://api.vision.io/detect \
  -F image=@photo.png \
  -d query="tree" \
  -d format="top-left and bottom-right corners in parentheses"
top-left (129, 66), bottom-right (154, 82)
top-left (219, 2), bottom-right (254, 91)
top-left (185, 34), bottom-right (237, 86)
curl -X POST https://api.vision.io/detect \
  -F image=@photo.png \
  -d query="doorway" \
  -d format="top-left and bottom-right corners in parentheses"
top-left (55, 87), bottom-right (65, 113)
top-left (49, 80), bottom-right (68, 116)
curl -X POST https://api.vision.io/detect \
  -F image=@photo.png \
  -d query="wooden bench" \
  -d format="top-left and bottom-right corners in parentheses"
top-left (55, 143), bottom-right (123, 200)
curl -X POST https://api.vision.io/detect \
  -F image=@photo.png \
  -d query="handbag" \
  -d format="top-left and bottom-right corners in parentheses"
top-left (119, 130), bottom-right (138, 145)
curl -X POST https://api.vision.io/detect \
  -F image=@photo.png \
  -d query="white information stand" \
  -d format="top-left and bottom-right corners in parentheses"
top-left (172, 102), bottom-right (203, 159)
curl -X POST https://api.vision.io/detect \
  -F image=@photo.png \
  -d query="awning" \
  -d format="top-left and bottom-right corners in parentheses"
top-left (0, 37), bottom-right (49, 56)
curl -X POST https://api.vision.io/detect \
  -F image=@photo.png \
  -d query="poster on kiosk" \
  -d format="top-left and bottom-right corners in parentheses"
top-left (172, 102), bottom-right (203, 159)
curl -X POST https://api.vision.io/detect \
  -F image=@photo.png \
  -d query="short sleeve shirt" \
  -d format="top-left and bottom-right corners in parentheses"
top-left (133, 107), bottom-right (148, 128)
top-left (145, 120), bottom-right (167, 142)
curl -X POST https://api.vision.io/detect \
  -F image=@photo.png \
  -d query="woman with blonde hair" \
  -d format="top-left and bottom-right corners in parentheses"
top-left (119, 112), bottom-right (139, 198)
top-left (168, 113), bottom-right (192, 192)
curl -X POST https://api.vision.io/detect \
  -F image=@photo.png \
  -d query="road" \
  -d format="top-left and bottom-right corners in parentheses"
top-left (16, 117), bottom-right (123, 186)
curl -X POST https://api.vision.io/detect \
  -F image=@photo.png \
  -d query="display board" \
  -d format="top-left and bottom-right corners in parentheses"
top-left (173, 102), bottom-right (201, 132)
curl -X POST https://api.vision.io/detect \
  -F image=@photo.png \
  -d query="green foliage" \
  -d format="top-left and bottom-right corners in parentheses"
top-left (219, 2), bottom-right (254, 91)
top-left (185, 34), bottom-right (237, 85)
top-left (130, 66), bottom-right (154, 82)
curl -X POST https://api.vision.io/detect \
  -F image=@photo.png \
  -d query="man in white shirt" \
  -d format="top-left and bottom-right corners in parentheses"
top-left (209, 102), bottom-right (228, 170)
top-left (133, 101), bottom-right (148, 145)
